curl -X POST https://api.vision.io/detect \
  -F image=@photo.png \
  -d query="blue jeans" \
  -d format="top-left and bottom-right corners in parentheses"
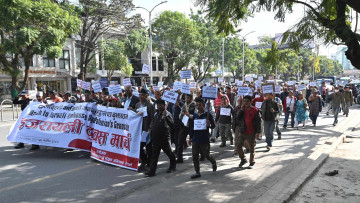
top-left (283, 111), bottom-right (295, 127)
top-left (333, 107), bottom-right (340, 123)
top-left (264, 121), bottom-right (275, 146)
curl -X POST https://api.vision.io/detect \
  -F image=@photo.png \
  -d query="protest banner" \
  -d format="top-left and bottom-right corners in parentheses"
top-left (310, 82), bottom-right (317, 87)
top-left (181, 84), bottom-right (191, 95)
top-left (100, 78), bottom-right (108, 88)
top-left (189, 82), bottom-right (197, 90)
top-left (123, 78), bottom-right (131, 87)
top-left (7, 103), bottom-right (143, 171)
top-left (297, 84), bottom-right (306, 91)
top-left (202, 86), bottom-right (217, 99)
top-left (262, 84), bottom-right (274, 94)
top-left (142, 64), bottom-right (150, 75)
top-left (108, 84), bottom-right (122, 95)
top-left (77, 79), bottom-right (82, 88)
top-left (194, 119), bottom-right (207, 130)
top-left (173, 81), bottom-right (183, 91)
top-left (162, 91), bottom-right (179, 104)
top-left (81, 81), bottom-right (91, 90)
top-left (92, 80), bottom-right (102, 93)
top-left (180, 70), bottom-right (191, 79)
top-left (238, 87), bottom-right (251, 96)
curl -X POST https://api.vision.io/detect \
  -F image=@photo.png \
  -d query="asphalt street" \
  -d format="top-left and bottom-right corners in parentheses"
top-left (0, 105), bottom-right (359, 203)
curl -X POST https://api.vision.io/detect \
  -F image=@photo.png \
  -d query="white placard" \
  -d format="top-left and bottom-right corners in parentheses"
top-left (202, 86), bottom-right (218, 99)
top-left (190, 82), bottom-right (197, 89)
top-left (173, 81), bottom-right (183, 91)
top-left (137, 107), bottom-right (148, 117)
top-left (255, 80), bottom-right (262, 84)
top-left (246, 77), bottom-right (253, 82)
top-left (123, 78), bottom-right (131, 87)
top-left (255, 95), bottom-right (260, 98)
top-left (238, 87), bottom-right (251, 96)
top-left (262, 85), bottom-right (274, 94)
top-left (310, 82), bottom-right (317, 87)
top-left (181, 84), bottom-right (191, 95)
top-left (205, 82), bottom-right (211, 87)
top-left (220, 108), bottom-right (231, 116)
top-left (237, 81), bottom-right (243, 86)
top-left (275, 85), bottom-right (281, 94)
top-left (110, 81), bottom-right (118, 86)
top-left (141, 131), bottom-right (149, 143)
top-left (325, 82), bottom-right (331, 86)
top-left (235, 79), bottom-right (239, 84)
top-left (92, 80), bottom-right (102, 93)
top-left (76, 79), bottom-right (82, 88)
top-left (255, 102), bottom-right (262, 109)
top-left (153, 86), bottom-right (160, 91)
top-left (258, 76), bottom-right (264, 81)
top-left (81, 81), bottom-right (91, 90)
top-left (180, 70), bottom-right (192, 79)
top-left (218, 77), bottom-right (223, 82)
top-left (142, 64), bottom-right (150, 75)
top-left (194, 119), bottom-right (207, 130)
top-left (182, 115), bottom-right (189, 126)
top-left (28, 90), bottom-right (37, 99)
top-left (288, 81), bottom-right (296, 86)
top-left (108, 84), bottom-right (122, 95)
top-left (158, 81), bottom-right (164, 87)
top-left (297, 84), bottom-right (306, 91)
top-left (162, 91), bottom-right (179, 104)
top-left (253, 74), bottom-right (257, 78)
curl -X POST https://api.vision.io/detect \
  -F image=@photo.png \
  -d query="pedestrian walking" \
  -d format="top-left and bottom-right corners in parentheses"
top-left (216, 95), bottom-right (234, 147)
top-left (343, 86), bottom-right (353, 117)
top-left (283, 91), bottom-right (296, 129)
top-left (308, 89), bottom-right (322, 126)
top-left (261, 93), bottom-right (279, 150)
top-left (295, 92), bottom-right (308, 129)
top-left (328, 87), bottom-right (345, 126)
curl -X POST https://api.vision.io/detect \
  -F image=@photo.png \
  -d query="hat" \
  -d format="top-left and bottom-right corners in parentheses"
top-left (156, 98), bottom-right (165, 105)
top-left (64, 91), bottom-right (71, 96)
top-left (139, 88), bottom-right (148, 95)
top-left (36, 91), bottom-right (43, 97)
top-left (20, 90), bottom-right (29, 95)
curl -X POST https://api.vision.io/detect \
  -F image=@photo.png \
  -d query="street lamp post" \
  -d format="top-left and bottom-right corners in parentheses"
top-left (222, 38), bottom-right (225, 79)
top-left (240, 31), bottom-right (255, 82)
top-left (136, 1), bottom-right (167, 85)
top-left (298, 56), bottom-right (302, 81)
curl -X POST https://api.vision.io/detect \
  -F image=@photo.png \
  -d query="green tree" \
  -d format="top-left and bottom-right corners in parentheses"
top-left (264, 41), bottom-right (286, 79)
top-left (196, 0), bottom-right (360, 70)
top-left (0, 0), bottom-right (80, 95)
top-left (124, 28), bottom-right (149, 58)
top-left (152, 11), bottom-right (201, 85)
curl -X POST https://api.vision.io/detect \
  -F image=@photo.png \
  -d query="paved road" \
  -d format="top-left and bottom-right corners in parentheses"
top-left (0, 106), bottom-right (359, 203)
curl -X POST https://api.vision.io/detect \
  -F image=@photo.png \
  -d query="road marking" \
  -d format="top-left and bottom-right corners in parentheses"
top-left (0, 163), bottom-right (96, 193)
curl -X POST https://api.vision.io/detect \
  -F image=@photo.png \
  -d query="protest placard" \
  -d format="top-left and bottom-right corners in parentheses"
top-left (182, 115), bottom-right (189, 126)
top-left (100, 78), bottom-right (108, 88)
top-left (81, 81), bottom-right (91, 90)
top-left (262, 84), bottom-right (274, 94)
top-left (162, 91), bottom-right (179, 104)
top-left (194, 119), bottom-right (207, 130)
top-left (245, 77), bottom-right (253, 82)
top-left (110, 81), bottom-right (118, 86)
top-left (123, 78), bottom-right (131, 87)
top-left (275, 85), bottom-right (281, 94)
top-left (158, 81), bottom-right (164, 87)
top-left (255, 102), bottom-right (262, 109)
top-left (77, 79), bottom-right (82, 88)
top-left (108, 84), bottom-right (122, 95)
top-left (218, 77), bottom-right (223, 82)
top-left (220, 108), bottom-right (231, 116)
top-left (181, 84), bottom-right (191, 94)
top-left (297, 84), bottom-right (306, 91)
top-left (180, 70), bottom-right (191, 79)
top-left (28, 90), bottom-right (37, 99)
top-left (258, 76), bottom-right (264, 81)
top-left (310, 82), bottom-right (317, 87)
top-left (202, 86), bottom-right (217, 99)
top-left (153, 86), bottom-right (160, 91)
top-left (238, 87), bottom-right (251, 96)
top-left (92, 80), bottom-right (102, 93)
top-left (173, 81), bottom-right (183, 91)
top-left (142, 64), bottom-right (150, 75)
top-left (288, 81), bottom-right (296, 85)
top-left (190, 82), bottom-right (197, 89)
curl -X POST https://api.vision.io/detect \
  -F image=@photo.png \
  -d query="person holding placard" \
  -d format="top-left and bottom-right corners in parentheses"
top-left (177, 94), bottom-right (196, 163)
top-left (216, 95), bottom-right (234, 147)
top-left (145, 99), bottom-right (176, 177)
top-left (261, 93), bottom-right (280, 150)
top-left (283, 91), bottom-right (296, 129)
top-left (188, 98), bottom-right (217, 179)
top-left (237, 95), bottom-right (261, 168)
top-left (136, 89), bottom-right (156, 172)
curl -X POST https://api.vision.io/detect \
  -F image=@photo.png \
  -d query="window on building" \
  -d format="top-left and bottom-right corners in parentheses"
top-left (152, 57), bottom-right (156, 71)
top-left (20, 57), bottom-right (33, 67)
top-left (158, 57), bottom-right (164, 71)
top-left (43, 55), bottom-right (55, 67)
top-left (59, 50), bottom-right (70, 69)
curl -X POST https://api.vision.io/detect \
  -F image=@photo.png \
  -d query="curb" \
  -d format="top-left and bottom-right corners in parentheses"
top-left (254, 117), bottom-right (360, 203)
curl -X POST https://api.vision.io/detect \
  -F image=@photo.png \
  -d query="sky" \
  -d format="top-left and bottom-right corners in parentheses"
top-left (132, 0), bottom-right (338, 57)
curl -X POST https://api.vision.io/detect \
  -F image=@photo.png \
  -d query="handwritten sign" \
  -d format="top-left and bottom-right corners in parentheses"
top-left (220, 108), bottom-right (231, 116)
top-left (182, 84), bottom-right (191, 95)
top-left (258, 76), bottom-right (264, 81)
top-left (173, 81), bottom-right (183, 91)
top-left (255, 102), bottom-right (262, 109)
top-left (288, 81), bottom-right (296, 86)
top-left (162, 91), bottom-right (179, 104)
top-left (81, 81), bottom-right (91, 90)
top-left (238, 87), bottom-right (251, 96)
top-left (182, 115), bottom-right (189, 126)
top-left (180, 70), bottom-right (192, 79)
top-left (262, 85), bottom-right (274, 94)
top-left (218, 77), bottom-right (223, 82)
top-left (310, 82), bottom-right (317, 87)
top-left (202, 86), bottom-right (217, 100)
top-left (190, 82), bottom-right (197, 89)
top-left (194, 119), bottom-right (207, 130)
top-left (92, 80), bottom-right (102, 93)
top-left (297, 84), bottom-right (306, 91)
top-left (158, 81), bottom-right (164, 87)
top-left (110, 81), bottom-right (118, 86)
top-left (275, 85), bottom-right (281, 94)
top-left (76, 79), bottom-right (82, 88)
top-left (246, 77), bottom-right (253, 82)
top-left (123, 78), bottom-right (131, 87)
top-left (142, 64), bottom-right (150, 75)
top-left (108, 84), bottom-right (122, 95)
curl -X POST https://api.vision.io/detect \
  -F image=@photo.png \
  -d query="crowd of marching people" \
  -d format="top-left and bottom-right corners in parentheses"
top-left (12, 78), bottom-right (357, 179)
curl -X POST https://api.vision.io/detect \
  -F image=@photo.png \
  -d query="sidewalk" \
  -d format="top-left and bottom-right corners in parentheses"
top-left (291, 122), bottom-right (360, 202)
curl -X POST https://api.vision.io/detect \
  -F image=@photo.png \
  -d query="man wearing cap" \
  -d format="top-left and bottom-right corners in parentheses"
top-left (35, 92), bottom-right (46, 103)
top-left (13, 91), bottom-right (39, 150)
top-left (343, 86), bottom-right (353, 117)
top-left (135, 88), bottom-right (155, 171)
top-left (328, 87), bottom-right (345, 126)
top-left (145, 99), bottom-right (176, 177)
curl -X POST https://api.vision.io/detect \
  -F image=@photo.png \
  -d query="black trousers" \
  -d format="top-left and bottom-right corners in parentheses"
top-left (139, 141), bottom-right (152, 167)
top-left (176, 127), bottom-right (189, 160)
top-left (192, 142), bottom-right (215, 173)
top-left (149, 139), bottom-right (176, 173)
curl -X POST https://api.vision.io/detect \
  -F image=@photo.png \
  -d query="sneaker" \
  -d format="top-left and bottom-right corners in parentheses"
top-left (191, 173), bottom-right (201, 179)
top-left (266, 146), bottom-right (271, 150)
top-left (210, 138), bottom-right (215, 143)
top-left (29, 146), bottom-right (40, 151)
top-left (176, 159), bottom-right (183, 163)
top-left (166, 168), bottom-right (176, 173)
top-left (239, 159), bottom-right (248, 168)
top-left (14, 143), bottom-right (24, 149)
top-left (302, 126), bottom-right (305, 129)
top-left (248, 162), bottom-right (255, 169)
top-left (219, 143), bottom-right (226, 147)
top-left (278, 135), bottom-right (282, 140)
top-left (144, 172), bottom-right (155, 177)
top-left (333, 123), bottom-right (336, 126)
top-left (346, 114), bottom-right (348, 117)
top-left (326, 112), bottom-right (329, 115)
top-left (283, 126), bottom-right (287, 129)
top-left (212, 161), bottom-right (217, 172)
